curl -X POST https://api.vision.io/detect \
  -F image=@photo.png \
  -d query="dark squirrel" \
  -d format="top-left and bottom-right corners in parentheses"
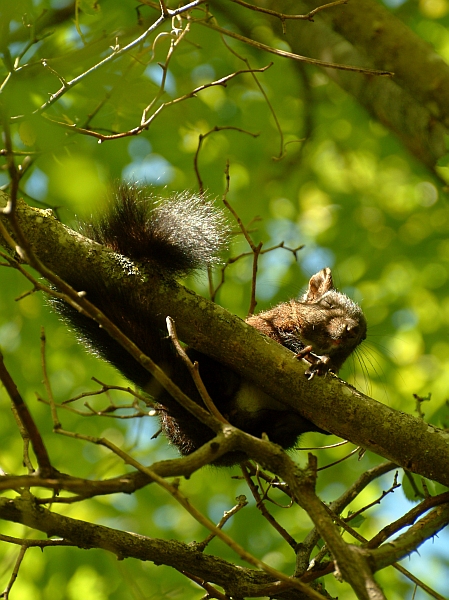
top-left (53, 185), bottom-right (367, 464)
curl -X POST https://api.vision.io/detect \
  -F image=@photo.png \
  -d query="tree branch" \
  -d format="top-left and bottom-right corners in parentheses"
top-left (279, 0), bottom-right (449, 171)
top-left (1, 192), bottom-right (448, 487)
top-left (0, 496), bottom-right (286, 599)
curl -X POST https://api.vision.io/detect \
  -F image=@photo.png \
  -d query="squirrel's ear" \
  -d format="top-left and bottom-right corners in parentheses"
top-left (304, 268), bottom-right (333, 301)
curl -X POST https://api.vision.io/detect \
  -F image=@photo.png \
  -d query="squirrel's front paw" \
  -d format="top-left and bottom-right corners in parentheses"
top-left (295, 346), bottom-right (332, 380)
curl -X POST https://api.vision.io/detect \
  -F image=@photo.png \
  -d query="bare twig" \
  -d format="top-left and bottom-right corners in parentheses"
top-left (166, 316), bottom-right (229, 423)
top-left (40, 327), bottom-right (61, 429)
top-left (42, 65), bottom-right (272, 141)
top-left (193, 495), bottom-right (248, 551)
top-left (180, 572), bottom-right (230, 600)
top-left (10, 1), bottom-right (207, 120)
top-left (367, 491), bottom-right (449, 549)
top-left (0, 351), bottom-right (53, 475)
top-left (228, 0), bottom-right (349, 28)
top-left (191, 15), bottom-right (394, 76)
top-left (345, 472), bottom-right (401, 523)
top-left (194, 125), bottom-right (260, 194)
top-left (222, 163), bottom-right (262, 315)
top-left (1, 545), bottom-right (27, 599)
top-left (221, 37), bottom-right (286, 159)
top-left (240, 463), bottom-right (297, 549)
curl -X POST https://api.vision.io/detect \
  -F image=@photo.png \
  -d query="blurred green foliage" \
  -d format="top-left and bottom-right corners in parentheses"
top-left (1, 0), bottom-right (449, 598)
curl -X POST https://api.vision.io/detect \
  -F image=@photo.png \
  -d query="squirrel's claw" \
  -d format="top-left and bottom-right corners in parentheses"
top-left (296, 347), bottom-right (332, 379)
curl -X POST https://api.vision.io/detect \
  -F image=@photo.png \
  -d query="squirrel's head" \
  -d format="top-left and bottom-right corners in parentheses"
top-left (298, 268), bottom-right (367, 369)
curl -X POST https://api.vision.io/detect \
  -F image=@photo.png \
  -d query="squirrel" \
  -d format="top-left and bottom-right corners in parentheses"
top-left (52, 184), bottom-right (367, 464)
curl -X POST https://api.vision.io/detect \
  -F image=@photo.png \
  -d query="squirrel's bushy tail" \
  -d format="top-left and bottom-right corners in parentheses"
top-left (80, 184), bottom-right (229, 276)
top-left (52, 183), bottom-right (231, 401)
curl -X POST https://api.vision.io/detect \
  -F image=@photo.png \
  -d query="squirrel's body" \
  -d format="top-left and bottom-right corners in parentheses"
top-left (54, 185), bottom-right (367, 463)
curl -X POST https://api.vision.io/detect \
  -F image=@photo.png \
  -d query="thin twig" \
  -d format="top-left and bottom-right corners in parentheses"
top-left (193, 495), bottom-right (248, 551)
top-left (194, 125), bottom-right (259, 194)
top-left (192, 16), bottom-right (394, 76)
top-left (11, 1), bottom-right (207, 120)
top-left (166, 316), bottom-right (229, 423)
top-left (42, 65), bottom-right (272, 141)
top-left (0, 351), bottom-right (53, 475)
top-left (228, 0), bottom-right (348, 25)
top-left (240, 463), bottom-right (297, 549)
top-left (40, 327), bottom-right (61, 429)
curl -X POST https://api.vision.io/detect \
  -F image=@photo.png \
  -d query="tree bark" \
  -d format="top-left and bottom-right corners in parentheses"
top-left (221, 0), bottom-right (449, 171)
top-left (1, 191), bottom-right (449, 486)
